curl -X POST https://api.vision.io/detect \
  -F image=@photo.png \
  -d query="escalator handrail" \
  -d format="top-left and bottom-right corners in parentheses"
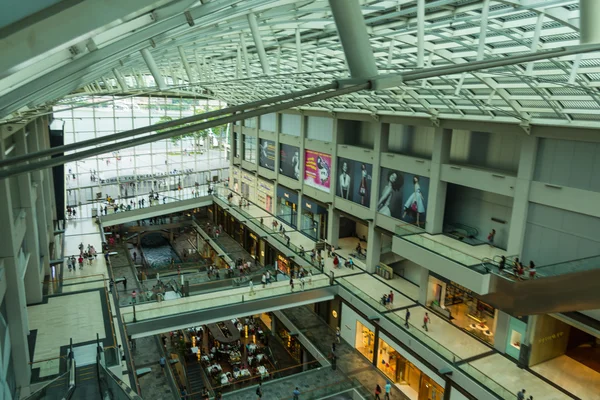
top-left (62, 358), bottom-right (77, 400)
top-left (22, 371), bottom-right (70, 400)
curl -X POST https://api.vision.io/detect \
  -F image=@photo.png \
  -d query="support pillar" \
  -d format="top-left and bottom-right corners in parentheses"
top-left (140, 48), bottom-right (167, 91)
top-left (426, 128), bottom-right (451, 234)
top-left (178, 46), bottom-right (194, 83)
top-left (112, 68), bottom-right (127, 91)
top-left (0, 133), bottom-right (32, 393)
top-left (507, 136), bottom-right (537, 256)
top-left (418, 267), bottom-right (429, 305)
top-left (327, 207), bottom-right (340, 248)
top-left (365, 224), bottom-right (381, 273)
top-left (493, 310), bottom-right (511, 354)
top-left (247, 13), bottom-right (271, 75)
top-left (14, 130), bottom-right (43, 304)
top-left (329, 0), bottom-right (378, 78)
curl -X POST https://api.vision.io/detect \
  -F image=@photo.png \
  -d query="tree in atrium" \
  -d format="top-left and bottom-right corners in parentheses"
top-left (154, 107), bottom-right (227, 152)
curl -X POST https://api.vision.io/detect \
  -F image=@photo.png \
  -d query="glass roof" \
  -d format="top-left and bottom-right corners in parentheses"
top-left (2, 0), bottom-right (599, 128)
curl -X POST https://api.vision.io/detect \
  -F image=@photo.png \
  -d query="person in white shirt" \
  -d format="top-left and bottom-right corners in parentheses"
top-left (261, 273), bottom-right (266, 288)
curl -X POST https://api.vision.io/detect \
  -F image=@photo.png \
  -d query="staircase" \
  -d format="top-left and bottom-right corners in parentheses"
top-left (185, 360), bottom-right (207, 400)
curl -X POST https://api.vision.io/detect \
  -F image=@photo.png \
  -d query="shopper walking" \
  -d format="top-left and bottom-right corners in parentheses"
top-left (256, 382), bottom-right (263, 399)
top-left (261, 273), bottom-right (266, 288)
top-left (159, 356), bottom-right (166, 370)
top-left (517, 389), bottom-right (526, 400)
top-left (375, 384), bottom-right (382, 400)
top-left (123, 277), bottom-right (127, 290)
top-left (405, 309), bottom-right (410, 329)
top-left (289, 277), bottom-right (294, 292)
top-left (336, 327), bottom-right (341, 343)
top-left (385, 381), bottom-right (392, 400)
top-left (422, 312), bottom-right (430, 332)
top-left (293, 387), bottom-right (301, 400)
top-left (388, 290), bottom-right (394, 307)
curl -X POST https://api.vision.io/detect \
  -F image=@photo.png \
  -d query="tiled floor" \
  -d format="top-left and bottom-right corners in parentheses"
top-left (417, 233), bottom-right (509, 262)
top-left (341, 273), bottom-right (415, 309)
top-left (119, 274), bottom-right (331, 323)
top-left (469, 354), bottom-right (572, 400)
top-left (531, 355), bottom-right (600, 400)
top-left (42, 189), bottom-right (593, 400)
top-left (28, 291), bottom-right (107, 377)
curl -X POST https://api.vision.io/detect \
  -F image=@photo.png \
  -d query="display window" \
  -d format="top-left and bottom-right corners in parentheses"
top-left (355, 321), bottom-right (375, 360)
top-left (376, 338), bottom-right (444, 400)
top-left (427, 276), bottom-right (496, 344)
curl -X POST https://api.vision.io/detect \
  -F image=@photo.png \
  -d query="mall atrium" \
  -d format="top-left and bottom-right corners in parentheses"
top-left (1, 1), bottom-right (600, 399)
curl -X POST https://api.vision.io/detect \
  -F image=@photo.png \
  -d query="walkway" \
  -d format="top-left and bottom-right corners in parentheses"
top-left (216, 185), bottom-right (577, 400)
top-left (281, 305), bottom-right (408, 400)
top-left (27, 218), bottom-right (132, 387)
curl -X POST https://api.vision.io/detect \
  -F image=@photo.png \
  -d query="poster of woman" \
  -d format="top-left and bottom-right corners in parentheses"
top-left (304, 150), bottom-right (331, 192)
top-left (279, 143), bottom-right (300, 180)
top-left (377, 167), bottom-right (430, 226)
top-left (337, 157), bottom-right (373, 208)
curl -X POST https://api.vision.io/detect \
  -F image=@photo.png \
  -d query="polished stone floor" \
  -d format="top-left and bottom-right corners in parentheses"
top-left (36, 190), bottom-right (596, 400)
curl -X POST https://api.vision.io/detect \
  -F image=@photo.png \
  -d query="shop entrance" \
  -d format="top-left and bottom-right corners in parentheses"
top-left (355, 321), bottom-right (375, 360)
top-left (376, 337), bottom-right (444, 400)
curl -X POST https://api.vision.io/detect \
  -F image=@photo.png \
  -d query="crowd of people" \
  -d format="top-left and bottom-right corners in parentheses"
top-left (496, 255), bottom-right (537, 280)
top-left (66, 242), bottom-right (98, 272)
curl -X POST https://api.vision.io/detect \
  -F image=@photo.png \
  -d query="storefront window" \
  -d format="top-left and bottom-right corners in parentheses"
top-left (243, 135), bottom-right (256, 163)
top-left (445, 283), bottom-right (496, 344)
top-left (355, 321), bottom-right (375, 360)
top-left (427, 277), bottom-right (496, 344)
top-left (377, 338), bottom-right (444, 400)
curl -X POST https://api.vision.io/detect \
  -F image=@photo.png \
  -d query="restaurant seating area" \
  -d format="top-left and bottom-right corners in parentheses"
top-left (164, 314), bottom-right (300, 396)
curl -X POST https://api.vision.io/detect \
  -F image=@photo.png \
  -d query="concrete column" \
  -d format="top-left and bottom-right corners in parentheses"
top-left (140, 48), bottom-right (167, 91)
top-left (0, 136), bottom-right (32, 392)
top-left (426, 128), bottom-right (451, 234)
top-left (329, 0), bottom-right (378, 79)
top-left (296, 191), bottom-right (303, 230)
top-left (14, 129), bottom-right (44, 304)
top-left (493, 310), bottom-right (511, 353)
top-left (418, 267), bottom-right (429, 305)
top-left (369, 122), bottom-right (385, 220)
top-left (365, 223), bottom-right (381, 273)
top-left (327, 207), bottom-right (340, 247)
top-left (507, 136), bottom-right (537, 256)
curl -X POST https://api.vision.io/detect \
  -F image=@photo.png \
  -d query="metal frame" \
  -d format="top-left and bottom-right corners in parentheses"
top-left (3, 0), bottom-right (600, 129)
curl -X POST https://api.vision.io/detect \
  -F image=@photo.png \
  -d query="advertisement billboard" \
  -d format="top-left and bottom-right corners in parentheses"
top-left (377, 167), bottom-right (430, 226)
top-left (279, 143), bottom-right (300, 180)
top-left (304, 150), bottom-right (331, 193)
top-left (258, 138), bottom-right (275, 170)
top-left (337, 158), bottom-right (373, 208)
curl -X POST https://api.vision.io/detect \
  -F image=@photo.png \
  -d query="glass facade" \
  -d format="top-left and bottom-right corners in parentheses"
top-left (243, 135), bottom-right (256, 163)
top-left (355, 321), bottom-right (375, 360)
top-left (376, 338), bottom-right (444, 400)
top-left (53, 95), bottom-right (229, 206)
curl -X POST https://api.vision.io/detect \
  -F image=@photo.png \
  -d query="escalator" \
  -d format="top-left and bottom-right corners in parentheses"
top-left (71, 365), bottom-right (102, 400)
top-left (479, 255), bottom-right (600, 315)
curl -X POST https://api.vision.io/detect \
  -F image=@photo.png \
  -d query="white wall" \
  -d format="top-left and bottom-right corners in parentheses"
top-left (449, 387), bottom-right (470, 400)
top-left (379, 332), bottom-right (446, 387)
top-left (449, 130), bottom-right (521, 174)
top-left (307, 116), bottom-right (333, 141)
top-left (444, 185), bottom-right (513, 249)
top-left (534, 138), bottom-right (600, 193)
top-left (340, 304), bottom-right (374, 346)
top-left (522, 203), bottom-right (600, 266)
top-left (355, 221), bottom-right (369, 241)
top-left (281, 114), bottom-right (301, 136)
top-left (388, 124), bottom-right (435, 159)
top-left (394, 259), bottom-right (424, 287)
top-left (259, 113), bottom-right (276, 132)
top-left (243, 117), bottom-right (257, 128)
